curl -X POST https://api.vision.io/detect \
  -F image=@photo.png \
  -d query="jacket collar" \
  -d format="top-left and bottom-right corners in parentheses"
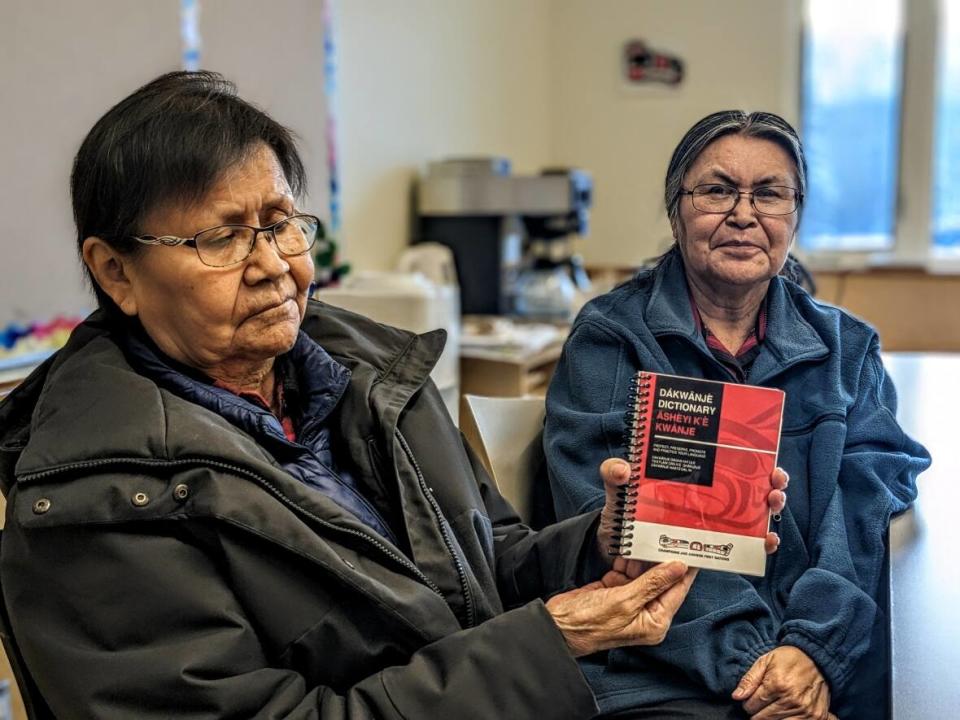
top-left (748, 276), bottom-right (829, 382)
top-left (123, 324), bottom-right (351, 443)
top-left (1, 303), bottom-right (443, 484)
top-left (643, 248), bottom-right (829, 383)
top-left (643, 250), bottom-right (702, 343)
top-left (300, 300), bottom-right (446, 443)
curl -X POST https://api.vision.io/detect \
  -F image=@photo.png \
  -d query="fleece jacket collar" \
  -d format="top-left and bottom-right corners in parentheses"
top-left (642, 250), bottom-right (829, 384)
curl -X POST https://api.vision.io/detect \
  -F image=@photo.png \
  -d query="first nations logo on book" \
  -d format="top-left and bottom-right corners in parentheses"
top-left (659, 534), bottom-right (734, 559)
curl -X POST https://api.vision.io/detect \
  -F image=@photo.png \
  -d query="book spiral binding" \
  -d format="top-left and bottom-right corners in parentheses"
top-left (609, 371), bottom-right (653, 555)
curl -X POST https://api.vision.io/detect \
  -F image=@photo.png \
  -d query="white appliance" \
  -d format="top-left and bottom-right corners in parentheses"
top-left (315, 271), bottom-right (461, 423)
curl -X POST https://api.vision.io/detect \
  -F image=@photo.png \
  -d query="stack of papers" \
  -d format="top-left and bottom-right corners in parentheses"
top-left (460, 317), bottom-right (567, 360)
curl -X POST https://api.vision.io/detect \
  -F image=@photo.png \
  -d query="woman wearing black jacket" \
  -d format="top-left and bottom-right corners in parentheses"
top-left (0, 72), bottom-right (784, 719)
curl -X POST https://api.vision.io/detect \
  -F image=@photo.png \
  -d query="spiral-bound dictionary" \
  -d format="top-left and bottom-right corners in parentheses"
top-left (613, 371), bottom-right (785, 576)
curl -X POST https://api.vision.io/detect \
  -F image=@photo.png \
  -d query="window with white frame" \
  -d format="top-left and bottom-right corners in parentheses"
top-left (800, 0), bottom-right (902, 254)
top-left (932, 1), bottom-right (960, 255)
top-left (800, 0), bottom-right (959, 266)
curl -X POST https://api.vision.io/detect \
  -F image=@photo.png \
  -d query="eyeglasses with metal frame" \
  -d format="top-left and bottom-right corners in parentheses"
top-left (680, 184), bottom-right (802, 216)
top-left (129, 213), bottom-right (325, 268)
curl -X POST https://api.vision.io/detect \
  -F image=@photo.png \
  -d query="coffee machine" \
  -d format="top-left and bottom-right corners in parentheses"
top-left (415, 157), bottom-right (592, 316)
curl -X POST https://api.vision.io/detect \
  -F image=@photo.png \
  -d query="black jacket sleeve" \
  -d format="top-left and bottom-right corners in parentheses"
top-left (1, 518), bottom-right (598, 720)
top-left (457, 425), bottom-right (604, 607)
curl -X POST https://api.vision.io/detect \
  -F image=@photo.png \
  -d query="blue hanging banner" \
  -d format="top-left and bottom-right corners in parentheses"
top-left (181, 0), bottom-right (201, 71)
top-left (322, 0), bottom-right (340, 236)
top-left (312, 0), bottom-right (349, 287)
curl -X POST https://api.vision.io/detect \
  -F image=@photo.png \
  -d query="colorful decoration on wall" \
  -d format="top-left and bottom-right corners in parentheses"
top-left (181, 0), bottom-right (202, 71)
top-left (314, 0), bottom-right (350, 288)
top-left (322, 0), bottom-right (340, 237)
top-left (0, 316), bottom-right (83, 367)
top-left (623, 40), bottom-right (684, 86)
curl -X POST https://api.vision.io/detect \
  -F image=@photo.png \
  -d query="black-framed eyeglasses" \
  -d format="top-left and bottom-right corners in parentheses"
top-left (680, 184), bottom-right (802, 216)
top-left (129, 213), bottom-right (325, 268)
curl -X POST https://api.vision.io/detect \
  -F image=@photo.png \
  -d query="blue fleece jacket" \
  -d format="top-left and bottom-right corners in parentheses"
top-left (544, 250), bottom-right (930, 715)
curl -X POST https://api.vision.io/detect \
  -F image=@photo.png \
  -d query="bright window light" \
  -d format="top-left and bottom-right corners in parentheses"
top-left (800, 0), bottom-right (903, 253)
top-left (932, 0), bottom-right (960, 255)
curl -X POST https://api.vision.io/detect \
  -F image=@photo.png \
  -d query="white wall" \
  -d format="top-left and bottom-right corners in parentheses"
top-left (0, 0), bottom-right (329, 327)
top-left (335, 0), bottom-right (554, 272)
top-left (202, 0), bottom-right (330, 233)
top-left (0, 0), bottom-right (180, 327)
top-left (1, 0), bottom-right (803, 325)
top-left (550, 0), bottom-right (802, 267)
top-left (335, 0), bottom-right (802, 271)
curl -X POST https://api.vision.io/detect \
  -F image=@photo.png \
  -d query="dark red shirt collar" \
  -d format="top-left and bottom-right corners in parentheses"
top-left (688, 289), bottom-right (768, 382)
top-left (213, 374), bottom-right (298, 442)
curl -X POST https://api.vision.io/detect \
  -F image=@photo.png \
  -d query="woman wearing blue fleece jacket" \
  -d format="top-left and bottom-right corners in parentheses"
top-left (544, 110), bottom-right (930, 720)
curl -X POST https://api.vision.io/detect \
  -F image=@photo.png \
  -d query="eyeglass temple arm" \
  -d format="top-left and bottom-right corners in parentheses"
top-left (133, 235), bottom-right (193, 247)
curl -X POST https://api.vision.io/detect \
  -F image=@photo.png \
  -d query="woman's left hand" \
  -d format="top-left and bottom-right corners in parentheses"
top-left (765, 466), bottom-right (788, 552)
top-left (732, 645), bottom-right (831, 719)
top-left (597, 460), bottom-right (789, 564)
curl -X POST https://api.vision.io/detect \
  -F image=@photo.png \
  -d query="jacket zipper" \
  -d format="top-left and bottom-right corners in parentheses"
top-left (396, 431), bottom-right (476, 629)
top-left (296, 439), bottom-right (400, 548)
top-left (19, 456), bottom-right (445, 599)
top-left (656, 329), bottom-right (826, 389)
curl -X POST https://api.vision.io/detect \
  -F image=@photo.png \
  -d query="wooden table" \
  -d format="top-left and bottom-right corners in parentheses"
top-left (460, 343), bottom-right (564, 400)
top-left (883, 353), bottom-right (960, 718)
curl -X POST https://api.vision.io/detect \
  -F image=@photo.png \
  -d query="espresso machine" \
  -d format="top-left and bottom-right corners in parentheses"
top-left (415, 157), bottom-right (592, 317)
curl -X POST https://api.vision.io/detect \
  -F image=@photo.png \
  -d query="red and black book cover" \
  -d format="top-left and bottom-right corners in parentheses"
top-left (616, 371), bottom-right (785, 575)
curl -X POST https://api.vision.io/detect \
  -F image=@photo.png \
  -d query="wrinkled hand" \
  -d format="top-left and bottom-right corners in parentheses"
top-left (596, 459), bottom-right (789, 565)
top-left (732, 645), bottom-right (831, 719)
top-left (546, 560), bottom-right (698, 657)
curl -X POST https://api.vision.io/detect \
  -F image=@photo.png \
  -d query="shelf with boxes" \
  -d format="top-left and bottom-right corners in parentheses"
top-left (458, 316), bottom-right (568, 426)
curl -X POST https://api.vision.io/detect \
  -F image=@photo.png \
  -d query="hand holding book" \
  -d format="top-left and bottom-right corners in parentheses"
top-left (544, 458), bottom-right (787, 659)
top-left (545, 559), bottom-right (698, 657)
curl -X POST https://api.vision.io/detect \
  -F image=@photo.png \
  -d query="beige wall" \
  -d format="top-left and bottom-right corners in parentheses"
top-left (335, 0), bottom-right (802, 271)
top-left (335, 0), bottom-right (554, 272)
top-left (0, 0), bottom-right (329, 327)
top-left (550, 0), bottom-right (802, 267)
top-left (3, 1), bottom-right (805, 316)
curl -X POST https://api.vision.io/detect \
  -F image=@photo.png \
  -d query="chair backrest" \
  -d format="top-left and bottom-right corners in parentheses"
top-left (0, 531), bottom-right (55, 720)
top-left (462, 395), bottom-right (550, 525)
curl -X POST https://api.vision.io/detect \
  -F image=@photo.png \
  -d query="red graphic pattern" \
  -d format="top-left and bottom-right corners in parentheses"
top-left (630, 374), bottom-right (784, 538)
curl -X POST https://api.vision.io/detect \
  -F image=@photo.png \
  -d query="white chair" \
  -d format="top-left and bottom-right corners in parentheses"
top-left (461, 395), bottom-right (546, 524)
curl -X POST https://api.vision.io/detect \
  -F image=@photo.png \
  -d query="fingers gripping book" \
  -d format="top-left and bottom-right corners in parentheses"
top-left (611, 371), bottom-right (785, 576)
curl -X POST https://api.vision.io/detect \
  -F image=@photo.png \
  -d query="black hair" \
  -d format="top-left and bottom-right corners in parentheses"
top-left (664, 110), bottom-right (807, 233)
top-left (658, 110), bottom-right (811, 288)
top-left (71, 70), bottom-right (306, 309)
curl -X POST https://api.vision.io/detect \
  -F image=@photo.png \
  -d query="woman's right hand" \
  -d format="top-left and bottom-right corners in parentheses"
top-left (733, 645), bottom-right (831, 720)
top-left (545, 561), bottom-right (698, 657)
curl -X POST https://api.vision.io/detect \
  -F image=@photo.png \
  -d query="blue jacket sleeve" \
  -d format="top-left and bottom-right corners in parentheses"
top-left (544, 320), bottom-right (779, 695)
top-left (544, 320), bottom-right (628, 519)
top-left (775, 341), bottom-right (930, 692)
